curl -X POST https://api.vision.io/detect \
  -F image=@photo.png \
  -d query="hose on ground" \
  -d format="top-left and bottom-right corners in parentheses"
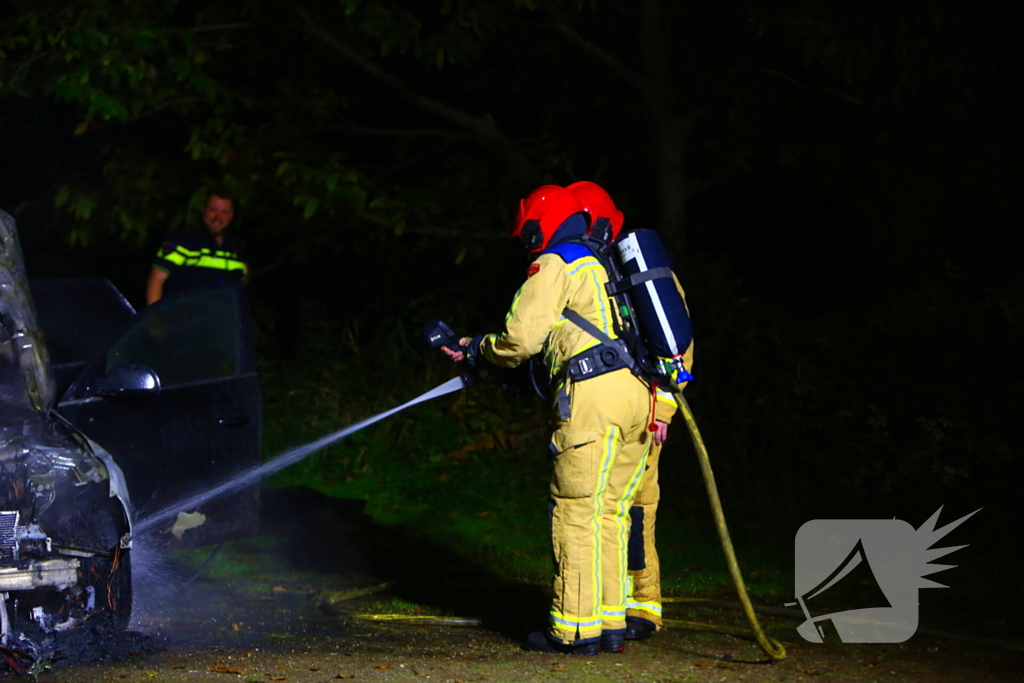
top-left (676, 394), bottom-right (787, 661)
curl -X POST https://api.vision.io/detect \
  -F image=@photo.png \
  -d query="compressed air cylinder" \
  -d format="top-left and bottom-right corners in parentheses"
top-left (614, 229), bottom-right (693, 363)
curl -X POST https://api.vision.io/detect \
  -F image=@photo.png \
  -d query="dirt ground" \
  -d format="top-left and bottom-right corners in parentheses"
top-left (14, 490), bottom-right (1023, 682)
top-left (37, 579), bottom-right (1023, 683)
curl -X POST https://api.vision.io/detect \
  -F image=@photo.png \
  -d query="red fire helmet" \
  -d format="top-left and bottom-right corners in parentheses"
top-left (566, 181), bottom-right (625, 245)
top-left (511, 185), bottom-right (586, 253)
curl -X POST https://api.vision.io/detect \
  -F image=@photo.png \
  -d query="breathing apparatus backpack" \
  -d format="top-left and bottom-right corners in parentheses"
top-left (550, 229), bottom-right (694, 393)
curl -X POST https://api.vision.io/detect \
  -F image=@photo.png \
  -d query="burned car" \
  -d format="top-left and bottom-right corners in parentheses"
top-left (0, 210), bottom-right (260, 664)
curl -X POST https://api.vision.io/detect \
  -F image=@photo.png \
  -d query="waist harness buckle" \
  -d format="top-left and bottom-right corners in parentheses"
top-left (566, 342), bottom-right (629, 382)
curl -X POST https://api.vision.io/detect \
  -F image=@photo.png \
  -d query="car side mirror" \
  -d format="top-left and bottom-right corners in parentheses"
top-left (94, 364), bottom-right (161, 398)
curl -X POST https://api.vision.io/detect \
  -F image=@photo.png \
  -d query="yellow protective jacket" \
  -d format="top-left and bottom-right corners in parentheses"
top-left (479, 249), bottom-right (618, 380)
top-left (478, 247), bottom-right (694, 420)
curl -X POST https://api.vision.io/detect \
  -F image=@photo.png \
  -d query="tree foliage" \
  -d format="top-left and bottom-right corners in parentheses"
top-left (1, 0), bottom-right (1019, 281)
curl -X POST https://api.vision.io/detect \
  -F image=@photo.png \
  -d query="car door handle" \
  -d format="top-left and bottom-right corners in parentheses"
top-left (215, 414), bottom-right (253, 428)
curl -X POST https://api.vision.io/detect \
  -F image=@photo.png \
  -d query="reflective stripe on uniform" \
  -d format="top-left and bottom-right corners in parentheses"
top-left (505, 287), bottom-right (525, 323)
top-left (566, 258), bottom-right (614, 338)
top-left (615, 442), bottom-right (649, 608)
top-left (602, 605), bottom-right (626, 618)
top-left (157, 245), bottom-right (245, 272)
top-left (546, 257), bottom-right (618, 380)
top-left (196, 254), bottom-right (246, 271)
top-left (158, 250), bottom-right (187, 266)
top-left (591, 425), bottom-right (618, 616)
top-left (625, 600), bottom-right (663, 616)
top-left (550, 610), bottom-right (603, 635)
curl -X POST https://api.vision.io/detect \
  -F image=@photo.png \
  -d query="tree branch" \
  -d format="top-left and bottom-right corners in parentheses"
top-left (330, 124), bottom-right (477, 142)
top-left (739, 67), bottom-right (864, 106)
top-left (295, 7), bottom-right (537, 183)
top-left (136, 97), bottom-right (206, 120)
top-left (639, 0), bottom-right (668, 94)
top-left (358, 212), bottom-right (507, 240)
top-left (546, 11), bottom-right (649, 95)
top-left (191, 23), bottom-right (252, 33)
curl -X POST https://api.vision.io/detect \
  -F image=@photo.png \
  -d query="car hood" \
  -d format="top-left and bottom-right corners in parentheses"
top-left (0, 209), bottom-right (56, 414)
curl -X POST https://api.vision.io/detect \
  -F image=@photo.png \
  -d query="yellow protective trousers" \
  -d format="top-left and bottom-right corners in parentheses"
top-left (626, 439), bottom-right (663, 628)
top-left (548, 368), bottom-right (653, 645)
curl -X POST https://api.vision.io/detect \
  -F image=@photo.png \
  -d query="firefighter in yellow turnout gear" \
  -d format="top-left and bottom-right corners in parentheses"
top-left (444, 186), bottom-right (660, 655)
top-left (481, 245), bottom-right (655, 649)
top-left (565, 182), bottom-right (694, 642)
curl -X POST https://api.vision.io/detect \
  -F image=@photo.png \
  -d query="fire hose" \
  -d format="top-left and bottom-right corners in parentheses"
top-left (675, 393), bottom-right (787, 661)
top-left (329, 390), bottom-right (787, 661)
top-left (423, 318), bottom-right (785, 660)
top-left (142, 320), bottom-right (783, 660)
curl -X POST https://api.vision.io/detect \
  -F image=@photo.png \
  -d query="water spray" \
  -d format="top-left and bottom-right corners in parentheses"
top-left (133, 375), bottom-right (467, 537)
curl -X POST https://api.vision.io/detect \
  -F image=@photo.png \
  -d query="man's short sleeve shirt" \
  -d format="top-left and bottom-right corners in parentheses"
top-left (153, 227), bottom-right (246, 297)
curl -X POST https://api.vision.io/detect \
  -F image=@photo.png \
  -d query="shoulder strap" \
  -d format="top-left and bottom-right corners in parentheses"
top-left (561, 308), bottom-right (614, 346)
top-left (561, 307), bottom-right (640, 375)
top-left (605, 267), bottom-right (674, 296)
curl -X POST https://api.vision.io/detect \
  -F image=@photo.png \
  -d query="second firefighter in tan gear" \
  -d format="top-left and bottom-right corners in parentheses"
top-left (471, 220), bottom-right (656, 645)
top-left (626, 273), bottom-right (693, 636)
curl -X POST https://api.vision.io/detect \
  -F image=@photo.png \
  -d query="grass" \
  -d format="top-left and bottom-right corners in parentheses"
top-left (256, 393), bottom-right (793, 606)
top-left (251, 330), bottom-right (796, 611)
top-left (172, 536), bottom-right (292, 578)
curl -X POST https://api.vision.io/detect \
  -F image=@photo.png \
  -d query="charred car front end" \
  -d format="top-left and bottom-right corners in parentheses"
top-left (0, 410), bottom-right (132, 647)
top-left (0, 208), bottom-right (261, 669)
top-left (1, 211), bottom-right (132, 661)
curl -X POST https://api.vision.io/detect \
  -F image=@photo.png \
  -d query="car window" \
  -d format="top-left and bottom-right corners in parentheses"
top-left (103, 288), bottom-right (242, 387)
top-left (30, 279), bottom-right (135, 366)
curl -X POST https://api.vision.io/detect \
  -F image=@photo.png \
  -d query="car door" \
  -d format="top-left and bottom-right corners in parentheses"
top-left (29, 278), bottom-right (137, 395)
top-left (55, 285), bottom-right (261, 547)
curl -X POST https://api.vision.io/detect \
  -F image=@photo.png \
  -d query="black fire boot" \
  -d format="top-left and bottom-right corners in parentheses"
top-left (624, 616), bottom-right (656, 641)
top-left (524, 631), bottom-right (600, 656)
top-left (601, 629), bottom-right (626, 653)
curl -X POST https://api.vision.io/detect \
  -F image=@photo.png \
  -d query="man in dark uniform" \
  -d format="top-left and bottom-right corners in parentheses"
top-left (146, 192), bottom-right (247, 305)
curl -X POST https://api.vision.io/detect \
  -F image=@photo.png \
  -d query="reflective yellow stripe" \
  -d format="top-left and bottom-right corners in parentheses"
top-left (505, 287), bottom-right (525, 324)
top-left (601, 605), bottom-right (626, 618)
top-left (565, 259), bottom-right (614, 336)
top-left (566, 257), bottom-right (601, 277)
top-left (159, 251), bottom-right (187, 266)
top-left (158, 245), bottom-right (244, 272)
top-left (195, 255), bottom-right (246, 271)
top-left (586, 268), bottom-right (613, 336)
top-left (592, 426), bottom-right (617, 614)
top-left (615, 444), bottom-right (649, 607)
top-left (550, 611), bottom-right (603, 633)
top-left (656, 390), bottom-right (677, 407)
top-left (625, 600), bottom-right (663, 616)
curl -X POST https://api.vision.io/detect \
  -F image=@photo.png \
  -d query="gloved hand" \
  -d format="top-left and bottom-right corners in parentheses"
top-left (462, 335), bottom-right (485, 365)
top-left (441, 335), bottom-right (485, 365)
